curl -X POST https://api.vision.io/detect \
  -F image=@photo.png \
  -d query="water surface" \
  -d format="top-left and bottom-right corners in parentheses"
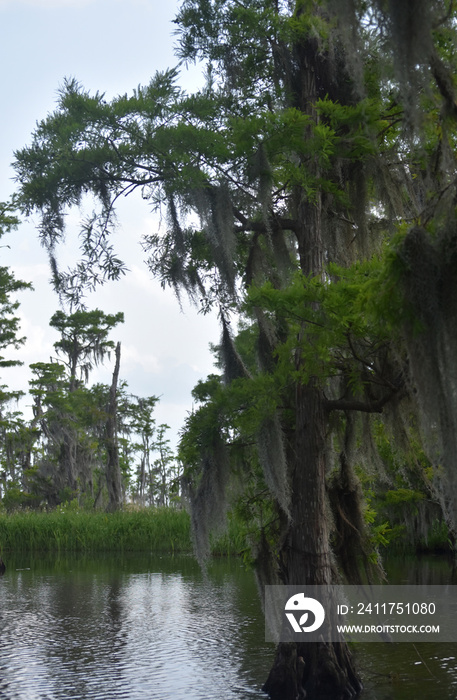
top-left (358, 554), bottom-right (457, 700)
top-left (0, 554), bottom-right (273, 700)
top-left (0, 552), bottom-right (456, 699)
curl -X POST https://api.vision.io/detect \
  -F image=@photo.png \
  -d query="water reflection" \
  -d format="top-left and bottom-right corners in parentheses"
top-left (0, 554), bottom-right (273, 700)
top-left (0, 553), bottom-right (457, 699)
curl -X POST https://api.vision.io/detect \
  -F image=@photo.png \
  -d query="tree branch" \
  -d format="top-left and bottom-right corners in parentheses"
top-left (324, 385), bottom-right (406, 414)
top-left (429, 48), bottom-right (457, 120)
top-left (232, 206), bottom-right (298, 233)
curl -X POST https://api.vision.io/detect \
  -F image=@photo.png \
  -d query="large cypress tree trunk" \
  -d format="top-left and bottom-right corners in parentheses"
top-left (263, 217), bottom-right (363, 695)
top-left (264, 22), bottom-right (363, 694)
top-left (263, 283), bottom-right (362, 700)
top-left (279, 386), bottom-right (360, 698)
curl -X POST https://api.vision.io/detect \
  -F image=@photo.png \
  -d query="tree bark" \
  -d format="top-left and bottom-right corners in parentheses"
top-left (105, 342), bottom-right (123, 511)
top-left (263, 384), bottom-right (362, 699)
top-left (293, 389), bottom-right (361, 698)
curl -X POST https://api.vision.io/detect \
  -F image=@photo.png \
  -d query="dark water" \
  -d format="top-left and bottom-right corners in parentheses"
top-left (357, 554), bottom-right (457, 700)
top-left (0, 553), bottom-right (273, 700)
top-left (0, 552), bottom-right (456, 699)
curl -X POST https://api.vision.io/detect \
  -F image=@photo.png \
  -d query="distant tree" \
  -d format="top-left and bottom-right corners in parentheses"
top-left (0, 401), bottom-right (39, 508)
top-left (0, 200), bottom-right (34, 507)
top-left (153, 424), bottom-right (175, 507)
top-left (25, 307), bottom-right (124, 506)
top-left (28, 361), bottom-right (93, 504)
top-left (126, 395), bottom-right (158, 505)
top-left (0, 201), bottom-right (31, 374)
top-left (48, 309), bottom-right (124, 500)
top-left (50, 309), bottom-right (124, 390)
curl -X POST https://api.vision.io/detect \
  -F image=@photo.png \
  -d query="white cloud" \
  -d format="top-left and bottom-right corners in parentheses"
top-left (121, 344), bottom-right (161, 375)
top-left (10, 262), bottom-right (49, 282)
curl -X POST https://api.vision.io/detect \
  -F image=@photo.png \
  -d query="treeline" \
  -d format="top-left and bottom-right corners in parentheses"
top-left (0, 232), bottom-right (180, 512)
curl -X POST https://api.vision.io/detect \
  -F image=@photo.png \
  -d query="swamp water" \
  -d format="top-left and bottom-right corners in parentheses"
top-left (0, 553), bottom-right (456, 699)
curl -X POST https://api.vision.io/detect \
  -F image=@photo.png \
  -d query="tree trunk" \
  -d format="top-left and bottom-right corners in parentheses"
top-left (105, 342), bottom-right (123, 512)
top-left (263, 384), bottom-right (362, 699)
top-left (264, 22), bottom-right (363, 692)
top-left (61, 432), bottom-right (78, 496)
top-left (263, 215), bottom-right (363, 699)
top-left (288, 383), bottom-right (330, 585)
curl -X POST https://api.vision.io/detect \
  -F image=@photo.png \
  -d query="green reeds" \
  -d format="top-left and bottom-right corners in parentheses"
top-left (0, 507), bottom-right (192, 554)
top-left (0, 506), bottom-right (248, 555)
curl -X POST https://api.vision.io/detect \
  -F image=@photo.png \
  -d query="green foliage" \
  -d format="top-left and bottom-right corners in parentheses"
top-left (418, 519), bottom-right (451, 553)
top-left (384, 488), bottom-right (425, 507)
top-left (1, 486), bottom-right (40, 512)
top-left (246, 256), bottom-right (401, 401)
top-left (0, 264), bottom-right (32, 371)
top-left (50, 308), bottom-right (124, 386)
top-left (364, 497), bottom-right (394, 550)
top-left (0, 199), bottom-right (20, 236)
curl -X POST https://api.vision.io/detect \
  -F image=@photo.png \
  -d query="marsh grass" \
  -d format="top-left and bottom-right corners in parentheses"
top-left (0, 506), bottom-right (247, 555)
top-left (0, 507), bottom-right (192, 553)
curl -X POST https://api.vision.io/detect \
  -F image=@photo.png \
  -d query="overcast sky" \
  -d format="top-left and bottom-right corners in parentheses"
top-left (0, 0), bottom-right (220, 448)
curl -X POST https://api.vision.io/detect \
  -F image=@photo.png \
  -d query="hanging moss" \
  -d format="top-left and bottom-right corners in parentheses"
top-left (192, 182), bottom-right (237, 295)
top-left (381, 0), bottom-right (433, 122)
top-left (220, 314), bottom-right (251, 383)
top-left (254, 307), bottom-right (278, 372)
top-left (166, 193), bottom-right (186, 256)
top-left (183, 434), bottom-right (231, 564)
top-left (397, 225), bottom-right (457, 533)
top-left (252, 142), bottom-right (273, 223)
top-left (257, 413), bottom-right (291, 518)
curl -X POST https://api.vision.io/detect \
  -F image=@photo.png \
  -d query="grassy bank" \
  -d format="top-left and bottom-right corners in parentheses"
top-left (0, 506), bottom-right (246, 555)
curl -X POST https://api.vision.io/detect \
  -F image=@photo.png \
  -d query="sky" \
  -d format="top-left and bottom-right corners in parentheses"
top-left (0, 0), bottom-right (220, 448)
